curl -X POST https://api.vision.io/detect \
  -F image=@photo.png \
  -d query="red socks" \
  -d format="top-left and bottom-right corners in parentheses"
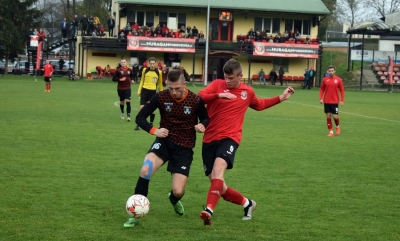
top-left (334, 117), bottom-right (339, 126)
top-left (206, 179), bottom-right (224, 211)
top-left (327, 118), bottom-right (332, 131)
top-left (221, 186), bottom-right (246, 205)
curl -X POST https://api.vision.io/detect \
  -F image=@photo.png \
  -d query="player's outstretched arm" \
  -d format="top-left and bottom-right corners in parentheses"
top-left (279, 86), bottom-right (295, 102)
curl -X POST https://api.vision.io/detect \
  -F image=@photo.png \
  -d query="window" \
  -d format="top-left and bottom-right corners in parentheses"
top-left (254, 17), bottom-right (281, 33)
top-left (285, 19), bottom-right (311, 35)
top-left (273, 58), bottom-right (289, 72)
top-left (158, 12), bottom-right (186, 30)
top-left (126, 10), bottom-right (154, 27)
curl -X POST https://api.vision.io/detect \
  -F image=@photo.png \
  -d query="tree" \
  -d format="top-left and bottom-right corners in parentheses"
top-left (319, 0), bottom-right (338, 39)
top-left (336, 0), bottom-right (366, 28)
top-left (364, 0), bottom-right (400, 19)
top-left (0, 0), bottom-right (43, 72)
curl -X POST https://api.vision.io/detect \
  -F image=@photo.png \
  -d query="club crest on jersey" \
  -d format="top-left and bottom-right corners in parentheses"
top-left (153, 77), bottom-right (157, 82)
top-left (241, 91), bottom-right (247, 100)
top-left (184, 106), bottom-right (192, 115)
top-left (127, 71), bottom-right (130, 74)
top-left (334, 79), bottom-right (337, 83)
top-left (120, 71), bottom-right (124, 74)
top-left (164, 103), bottom-right (173, 112)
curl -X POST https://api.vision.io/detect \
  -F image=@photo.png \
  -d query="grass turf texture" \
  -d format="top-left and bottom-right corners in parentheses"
top-left (1, 76), bottom-right (400, 241)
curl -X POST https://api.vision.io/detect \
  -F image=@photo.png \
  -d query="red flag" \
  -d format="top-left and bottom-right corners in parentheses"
top-left (388, 56), bottom-right (394, 85)
top-left (36, 41), bottom-right (43, 70)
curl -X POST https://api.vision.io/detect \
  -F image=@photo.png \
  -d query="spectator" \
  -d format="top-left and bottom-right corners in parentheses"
top-left (237, 34), bottom-right (245, 43)
top-left (93, 16), bottom-right (100, 30)
top-left (161, 64), bottom-right (169, 87)
top-left (58, 57), bottom-right (65, 72)
top-left (88, 15), bottom-right (94, 34)
top-left (38, 28), bottom-right (45, 42)
top-left (99, 25), bottom-right (105, 36)
top-left (72, 14), bottom-right (79, 36)
top-left (247, 28), bottom-right (256, 40)
top-left (294, 30), bottom-right (301, 43)
top-left (192, 26), bottom-right (199, 38)
top-left (119, 31), bottom-right (125, 41)
top-left (107, 16), bottom-right (115, 37)
top-left (305, 36), bottom-right (311, 44)
top-left (269, 68), bottom-right (277, 85)
top-left (105, 64), bottom-right (111, 76)
top-left (33, 28), bottom-right (38, 35)
top-left (161, 24), bottom-right (169, 34)
top-left (283, 31), bottom-right (289, 41)
top-left (132, 62), bottom-right (139, 83)
top-left (258, 68), bottom-right (266, 85)
top-left (132, 22), bottom-right (140, 31)
top-left (303, 69), bottom-right (310, 89)
top-left (61, 18), bottom-right (68, 39)
top-left (124, 23), bottom-right (131, 35)
top-left (80, 14), bottom-right (89, 36)
top-left (26, 28), bottom-right (34, 48)
top-left (278, 66), bottom-right (284, 86)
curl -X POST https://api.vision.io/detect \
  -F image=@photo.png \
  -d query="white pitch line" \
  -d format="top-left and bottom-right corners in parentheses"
top-left (285, 100), bottom-right (400, 124)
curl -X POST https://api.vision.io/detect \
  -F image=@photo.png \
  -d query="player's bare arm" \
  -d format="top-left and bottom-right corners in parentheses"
top-left (120, 77), bottom-right (126, 81)
top-left (279, 86), bottom-right (295, 101)
top-left (340, 101), bottom-right (344, 106)
top-left (218, 92), bottom-right (236, 99)
top-left (153, 128), bottom-right (169, 138)
top-left (194, 123), bottom-right (206, 133)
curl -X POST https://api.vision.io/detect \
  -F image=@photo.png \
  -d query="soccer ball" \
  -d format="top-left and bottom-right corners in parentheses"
top-left (126, 194), bottom-right (150, 218)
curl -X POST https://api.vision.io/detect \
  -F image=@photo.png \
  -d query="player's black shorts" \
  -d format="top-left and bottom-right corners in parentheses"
top-left (117, 89), bottom-right (131, 101)
top-left (140, 88), bottom-right (156, 105)
top-left (44, 77), bottom-right (51, 82)
top-left (202, 138), bottom-right (239, 176)
top-left (324, 104), bottom-right (339, 114)
top-left (147, 137), bottom-right (194, 177)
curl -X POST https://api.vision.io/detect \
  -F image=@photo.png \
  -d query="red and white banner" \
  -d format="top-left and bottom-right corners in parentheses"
top-left (30, 36), bottom-right (39, 47)
top-left (253, 42), bottom-right (319, 59)
top-left (36, 41), bottom-right (43, 70)
top-left (127, 36), bottom-right (196, 53)
top-left (388, 56), bottom-right (394, 85)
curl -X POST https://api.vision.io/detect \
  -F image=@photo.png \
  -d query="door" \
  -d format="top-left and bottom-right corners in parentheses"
top-left (209, 18), bottom-right (233, 41)
top-left (205, 56), bottom-right (231, 81)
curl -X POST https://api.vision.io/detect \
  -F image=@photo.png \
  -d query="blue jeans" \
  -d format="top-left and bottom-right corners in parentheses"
top-left (259, 77), bottom-right (266, 84)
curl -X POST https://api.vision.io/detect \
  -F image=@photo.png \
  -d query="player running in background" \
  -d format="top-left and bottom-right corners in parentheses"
top-left (319, 65), bottom-right (345, 137)
top-left (124, 69), bottom-right (209, 228)
top-left (198, 59), bottom-right (295, 226)
top-left (135, 57), bottom-right (163, 130)
top-left (43, 60), bottom-right (54, 92)
top-left (114, 59), bottom-right (134, 121)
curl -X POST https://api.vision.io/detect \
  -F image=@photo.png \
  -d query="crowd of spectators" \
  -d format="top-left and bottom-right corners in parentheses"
top-left (118, 22), bottom-right (205, 42)
top-left (238, 28), bottom-right (316, 44)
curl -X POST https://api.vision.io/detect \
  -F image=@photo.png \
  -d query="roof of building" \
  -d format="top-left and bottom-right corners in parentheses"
top-left (347, 22), bottom-right (400, 36)
top-left (117, 0), bottom-right (330, 15)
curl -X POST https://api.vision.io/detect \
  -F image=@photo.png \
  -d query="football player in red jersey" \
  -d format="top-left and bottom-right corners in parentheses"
top-left (319, 65), bottom-right (345, 137)
top-left (198, 59), bottom-right (294, 226)
top-left (43, 60), bottom-right (54, 92)
top-left (114, 59), bottom-right (134, 121)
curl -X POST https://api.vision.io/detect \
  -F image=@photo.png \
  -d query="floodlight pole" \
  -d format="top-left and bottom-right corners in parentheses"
top-left (204, 0), bottom-right (210, 86)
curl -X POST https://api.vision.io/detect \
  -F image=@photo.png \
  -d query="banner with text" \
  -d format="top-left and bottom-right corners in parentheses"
top-left (253, 42), bottom-right (319, 58)
top-left (351, 50), bottom-right (398, 62)
top-left (127, 36), bottom-right (196, 53)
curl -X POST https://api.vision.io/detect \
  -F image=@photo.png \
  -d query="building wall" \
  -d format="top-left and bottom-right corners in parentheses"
top-left (379, 40), bottom-right (400, 52)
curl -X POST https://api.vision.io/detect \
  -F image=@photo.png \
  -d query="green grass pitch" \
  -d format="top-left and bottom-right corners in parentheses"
top-left (1, 76), bottom-right (400, 241)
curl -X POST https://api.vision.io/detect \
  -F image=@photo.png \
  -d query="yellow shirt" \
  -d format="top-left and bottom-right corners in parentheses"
top-left (138, 68), bottom-right (163, 94)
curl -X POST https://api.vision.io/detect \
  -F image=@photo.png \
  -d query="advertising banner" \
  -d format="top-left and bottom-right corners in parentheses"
top-left (127, 36), bottom-right (196, 53)
top-left (253, 42), bottom-right (319, 58)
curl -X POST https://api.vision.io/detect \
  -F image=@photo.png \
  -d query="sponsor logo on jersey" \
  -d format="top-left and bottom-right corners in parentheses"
top-left (241, 91), bottom-right (247, 100)
top-left (164, 103), bottom-right (173, 112)
top-left (184, 106), bottom-right (192, 114)
top-left (152, 77), bottom-right (157, 82)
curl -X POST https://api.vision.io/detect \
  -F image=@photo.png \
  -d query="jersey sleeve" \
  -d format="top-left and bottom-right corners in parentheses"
top-left (135, 94), bottom-right (159, 134)
top-left (249, 89), bottom-right (281, 110)
top-left (198, 81), bottom-right (220, 103)
top-left (138, 69), bottom-right (146, 94)
top-left (339, 78), bottom-right (345, 102)
top-left (157, 71), bottom-right (163, 91)
top-left (196, 97), bottom-right (209, 127)
top-left (319, 78), bottom-right (326, 100)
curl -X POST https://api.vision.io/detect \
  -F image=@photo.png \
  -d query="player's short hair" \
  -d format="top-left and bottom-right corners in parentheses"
top-left (167, 69), bottom-right (184, 83)
top-left (223, 59), bottom-right (242, 75)
top-left (328, 65), bottom-right (336, 70)
top-left (148, 57), bottom-right (156, 63)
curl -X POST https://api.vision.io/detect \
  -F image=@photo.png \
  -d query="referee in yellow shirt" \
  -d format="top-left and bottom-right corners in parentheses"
top-left (135, 57), bottom-right (163, 130)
